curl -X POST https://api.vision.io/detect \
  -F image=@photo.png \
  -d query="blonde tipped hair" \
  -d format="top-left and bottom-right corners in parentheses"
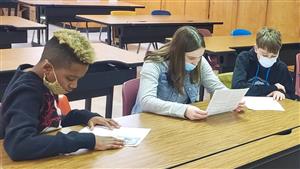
top-left (256, 27), bottom-right (282, 54)
top-left (53, 29), bottom-right (95, 64)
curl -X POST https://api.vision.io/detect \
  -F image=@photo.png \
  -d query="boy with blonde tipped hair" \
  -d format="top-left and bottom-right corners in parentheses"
top-left (232, 27), bottom-right (295, 100)
top-left (0, 29), bottom-right (124, 161)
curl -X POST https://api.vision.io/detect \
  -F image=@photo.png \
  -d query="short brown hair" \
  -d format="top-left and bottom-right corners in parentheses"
top-left (256, 27), bottom-right (282, 54)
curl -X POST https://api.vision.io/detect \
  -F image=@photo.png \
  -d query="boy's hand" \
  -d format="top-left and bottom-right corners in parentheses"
top-left (94, 136), bottom-right (124, 150)
top-left (88, 116), bottom-right (120, 130)
top-left (184, 105), bottom-right (208, 120)
top-left (275, 83), bottom-right (286, 93)
top-left (234, 101), bottom-right (245, 113)
top-left (267, 91), bottom-right (285, 101)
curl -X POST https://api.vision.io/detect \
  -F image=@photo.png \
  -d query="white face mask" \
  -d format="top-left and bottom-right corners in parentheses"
top-left (258, 55), bottom-right (278, 68)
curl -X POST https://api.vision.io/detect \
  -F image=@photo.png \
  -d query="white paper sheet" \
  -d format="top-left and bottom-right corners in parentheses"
top-left (206, 88), bottom-right (249, 115)
top-left (80, 126), bottom-right (151, 147)
top-left (242, 96), bottom-right (285, 111)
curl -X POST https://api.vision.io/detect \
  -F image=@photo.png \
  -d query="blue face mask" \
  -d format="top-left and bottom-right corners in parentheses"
top-left (185, 63), bottom-right (197, 72)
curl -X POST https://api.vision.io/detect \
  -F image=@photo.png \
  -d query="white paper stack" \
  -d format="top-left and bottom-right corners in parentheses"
top-left (243, 96), bottom-right (285, 111)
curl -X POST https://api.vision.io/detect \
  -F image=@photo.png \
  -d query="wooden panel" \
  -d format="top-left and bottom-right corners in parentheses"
top-left (298, 0), bottom-right (300, 36)
top-left (162, 0), bottom-right (185, 15)
top-left (236, 0), bottom-right (267, 35)
top-left (299, 0), bottom-right (300, 36)
top-left (185, 0), bottom-right (209, 20)
top-left (266, 0), bottom-right (300, 36)
top-left (209, 0), bottom-right (238, 35)
top-left (18, 0), bottom-right (145, 7)
top-left (119, 0), bottom-right (150, 14)
top-left (144, 0), bottom-right (162, 15)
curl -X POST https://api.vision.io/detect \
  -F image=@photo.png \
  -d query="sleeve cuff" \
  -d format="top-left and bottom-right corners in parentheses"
top-left (83, 112), bottom-right (101, 125)
top-left (170, 104), bottom-right (188, 119)
top-left (71, 109), bottom-right (102, 125)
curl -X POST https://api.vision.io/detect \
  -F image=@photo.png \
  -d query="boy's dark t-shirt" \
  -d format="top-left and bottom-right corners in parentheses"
top-left (0, 64), bottom-right (99, 161)
top-left (232, 48), bottom-right (295, 99)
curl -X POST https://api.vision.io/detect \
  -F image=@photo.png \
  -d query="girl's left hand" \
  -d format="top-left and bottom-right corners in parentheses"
top-left (88, 116), bottom-right (121, 130)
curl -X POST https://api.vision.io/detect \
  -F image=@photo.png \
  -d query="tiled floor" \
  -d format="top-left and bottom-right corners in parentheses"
top-left (12, 24), bottom-right (210, 118)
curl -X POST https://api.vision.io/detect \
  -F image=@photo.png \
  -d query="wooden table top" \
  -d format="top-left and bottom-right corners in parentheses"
top-left (167, 35), bottom-right (300, 53)
top-left (204, 35), bottom-right (300, 53)
top-left (0, 16), bottom-right (45, 29)
top-left (1, 99), bottom-right (299, 168)
top-left (166, 35), bottom-right (300, 53)
top-left (177, 126), bottom-right (300, 168)
top-left (76, 15), bottom-right (223, 26)
top-left (18, 0), bottom-right (144, 8)
top-left (0, 43), bottom-right (144, 71)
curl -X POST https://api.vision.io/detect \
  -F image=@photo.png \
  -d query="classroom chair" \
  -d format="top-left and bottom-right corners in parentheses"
top-left (197, 29), bottom-right (220, 71)
top-left (231, 29), bottom-right (252, 36)
top-left (110, 11), bottom-right (137, 50)
top-left (145, 9), bottom-right (171, 53)
top-left (198, 28), bottom-right (212, 37)
top-left (97, 23), bottom-right (106, 42)
top-left (151, 9), bottom-right (171, 15)
top-left (57, 95), bottom-right (71, 116)
top-left (227, 29), bottom-right (251, 72)
top-left (122, 78), bottom-right (140, 116)
top-left (0, 0), bottom-right (17, 16)
top-left (218, 72), bottom-right (233, 89)
top-left (295, 53), bottom-right (300, 99)
top-left (31, 15), bottom-right (46, 45)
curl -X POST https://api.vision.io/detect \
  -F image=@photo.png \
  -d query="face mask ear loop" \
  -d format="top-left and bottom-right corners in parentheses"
top-left (45, 59), bottom-right (58, 83)
top-left (51, 69), bottom-right (58, 82)
top-left (43, 73), bottom-right (47, 81)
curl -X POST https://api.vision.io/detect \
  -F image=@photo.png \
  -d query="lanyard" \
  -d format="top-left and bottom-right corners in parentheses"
top-left (253, 64), bottom-right (271, 84)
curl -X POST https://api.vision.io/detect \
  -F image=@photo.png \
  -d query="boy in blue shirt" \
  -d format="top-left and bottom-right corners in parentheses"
top-left (0, 29), bottom-right (124, 161)
top-left (232, 27), bottom-right (295, 100)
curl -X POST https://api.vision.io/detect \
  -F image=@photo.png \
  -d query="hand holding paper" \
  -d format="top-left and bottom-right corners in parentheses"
top-left (184, 105), bottom-right (208, 120)
top-left (206, 88), bottom-right (249, 116)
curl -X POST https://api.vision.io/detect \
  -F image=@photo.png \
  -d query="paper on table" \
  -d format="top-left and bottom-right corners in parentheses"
top-left (206, 88), bottom-right (249, 115)
top-left (243, 96), bottom-right (284, 111)
top-left (80, 126), bottom-right (151, 147)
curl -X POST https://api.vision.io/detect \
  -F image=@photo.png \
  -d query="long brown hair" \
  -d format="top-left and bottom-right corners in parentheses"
top-left (145, 26), bottom-right (205, 94)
